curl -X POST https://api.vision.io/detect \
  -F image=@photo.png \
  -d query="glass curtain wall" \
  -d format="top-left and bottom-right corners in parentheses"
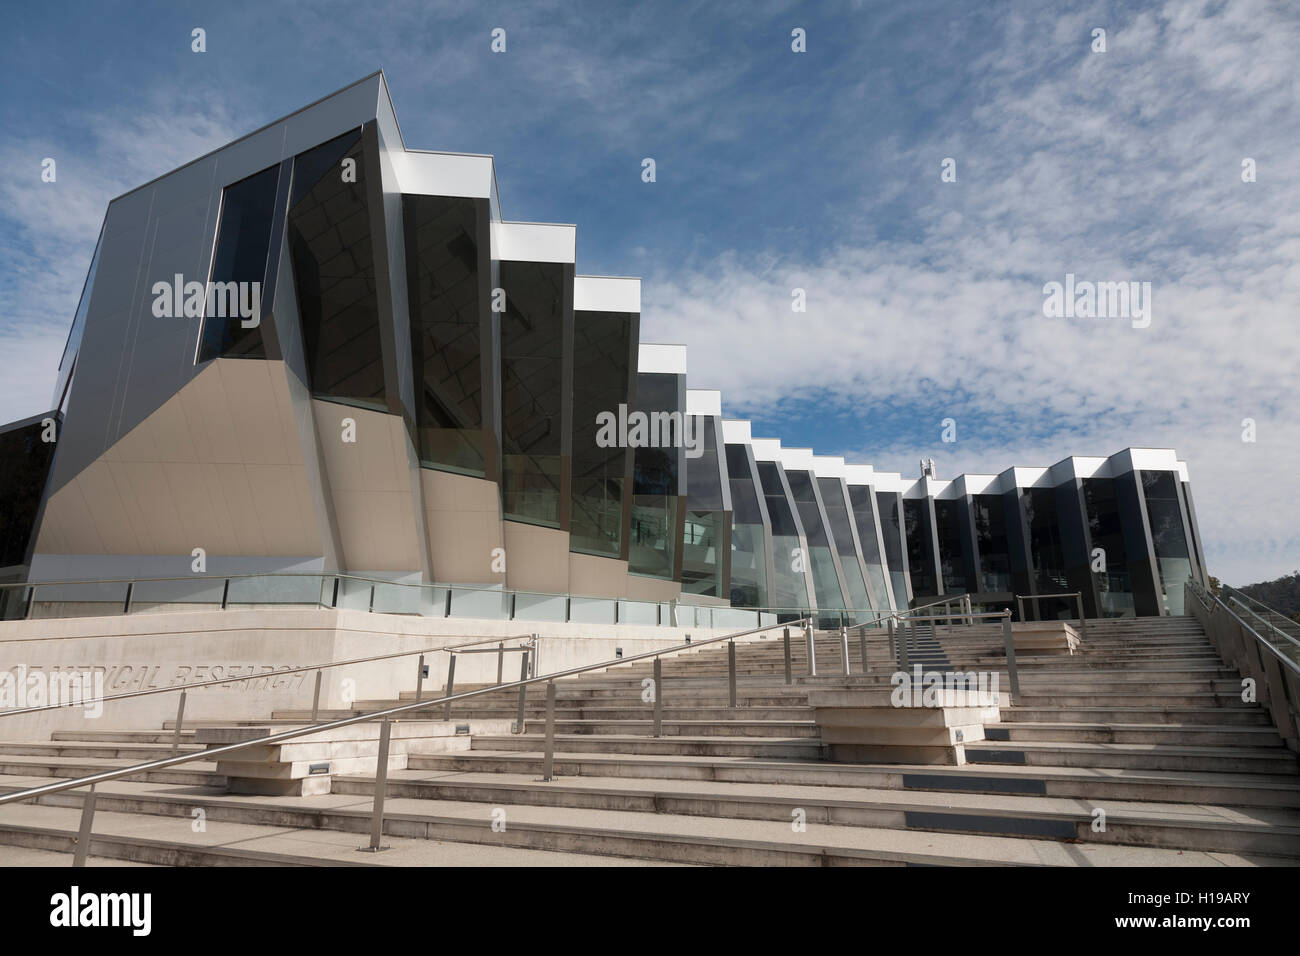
top-left (681, 417), bottom-right (728, 598)
top-left (725, 443), bottom-right (769, 607)
top-left (288, 126), bottom-right (387, 409)
top-left (199, 163), bottom-right (280, 361)
top-left (1141, 470), bottom-right (1193, 615)
top-left (903, 499), bottom-right (936, 598)
top-left (786, 471), bottom-right (848, 618)
top-left (757, 462), bottom-right (812, 611)
top-left (848, 486), bottom-right (892, 610)
top-left (1024, 487), bottom-right (1071, 619)
top-left (1082, 477), bottom-right (1134, 617)
top-left (972, 494), bottom-right (1011, 594)
top-left (818, 477), bottom-right (874, 621)
top-left (499, 260), bottom-right (568, 526)
top-left (628, 373), bottom-right (683, 579)
top-left (403, 194), bottom-right (491, 476)
top-left (877, 492), bottom-right (910, 608)
top-left (570, 310), bottom-right (634, 557)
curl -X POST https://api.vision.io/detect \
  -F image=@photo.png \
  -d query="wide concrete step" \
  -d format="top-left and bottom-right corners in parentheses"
top-left (412, 750), bottom-right (1300, 808)
top-left (0, 789), bottom-right (684, 867)
top-left (51, 730), bottom-right (198, 744)
top-left (0, 778), bottom-right (1279, 867)
top-left (0, 753), bottom-right (223, 787)
top-left (1000, 706), bottom-right (1272, 726)
top-left (982, 722), bottom-right (1284, 747)
top-left (521, 719), bottom-right (820, 738)
top-left (327, 768), bottom-right (1300, 857)
top-left (0, 741), bottom-right (206, 760)
top-left (965, 740), bottom-right (1300, 774)
top-left (473, 733), bottom-right (824, 759)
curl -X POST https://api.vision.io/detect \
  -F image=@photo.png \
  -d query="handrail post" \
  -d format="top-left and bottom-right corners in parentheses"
top-left (859, 628), bottom-right (869, 676)
top-left (443, 654), bottom-right (457, 721)
top-left (531, 633), bottom-right (540, 678)
top-left (311, 669), bottom-right (323, 722)
top-left (72, 784), bottom-right (97, 867)
top-left (900, 620), bottom-right (910, 670)
top-left (1076, 592), bottom-right (1088, 639)
top-left (497, 642), bottom-right (505, 685)
top-left (888, 618), bottom-right (896, 666)
top-left (653, 657), bottom-right (664, 736)
top-left (513, 651), bottom-right (529, 733)
top-left (364, 718), bottom-right (392, 852)
top-left (839, 625), bottom-right (850, 676)
top-left (805, 620), bottom-right (817, 677)
top-left (415, 654), bottom-right (425, 701)
top-left (541, 681), bottom-right (557, 781)
top-left (122, 581), bottom-right (133, 615)
top-left (964, 595), bottom-right (972, 626)
top-left (1002, 613), bottom-right (1020, 702)
top-left (171, 690), bottom-right (187, 756)
top-left (1016, 595), bottom-right (1024, 623)
top-left (728, 641), bottom-right (738, 708)
top-left (783, 627), bottom-right (792, 684)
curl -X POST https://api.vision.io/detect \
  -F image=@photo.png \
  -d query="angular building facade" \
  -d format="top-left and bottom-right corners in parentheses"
top-left (0, 73), bottom-right (1207, 621)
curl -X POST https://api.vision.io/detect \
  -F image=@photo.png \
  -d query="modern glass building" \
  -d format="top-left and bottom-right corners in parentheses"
top-left (0, 73), bottom-right (1208, 621)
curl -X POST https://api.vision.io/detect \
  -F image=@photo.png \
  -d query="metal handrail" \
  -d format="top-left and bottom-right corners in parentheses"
top-left (1187, 579), bottom-right (1300, 677)
top-left (0, 614), bottom-right (811, 815)
top-left (844, 593), bottom-right (972, 633)
top-left (0, 632), bottom-right (533, 720)
top-left (1224, 593), bottom-right (1300, 654)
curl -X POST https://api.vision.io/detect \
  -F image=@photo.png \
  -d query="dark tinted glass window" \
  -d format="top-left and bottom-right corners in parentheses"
top-left (570, 310), bottom-right (633, 555)
top-left (726, 444), bottom-right (767, 607)
top-left (973, 494), bottom-right (1011, 593)
top-left (1082, 477), bottom-right (1134, 617)
top-left (903, 499), bottom-right (935, 596)
top-left (629, 372), bottom-right (682, 577)
top-left (288, 127), bottom-right (386, 409)
top-left (933, 499), bottom-right (968, 593)
top-left (500, 260), bottom-right (566, 526)
top-left (404, 194), bottom-right (487, 474)
top-left (199, 164), bottom-right (280, 361)
top-left (1024, 487), bottom-right (1071, 618)
top-left (1142, 470), bottom-right (1192, 615)
top-left (0, 418), bottom-right (57, 570)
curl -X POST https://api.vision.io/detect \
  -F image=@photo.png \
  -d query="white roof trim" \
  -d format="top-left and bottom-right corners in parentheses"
top-left (780, 448), bottom-right (816, 472)
top-left (810, 455), bottom-right (846, 479)
top-left (685, 389), bottom-right (722, 417)
top-left (391, 151), bottom-right (494, 199)
top-left (638, 343), bottom-right (687, 375)
top-left (491, 221), bottom-right (576, 263)
top-left (574, 275), bottom-right (640, 313)
top-left (721, 419), bottom-right (752, 443)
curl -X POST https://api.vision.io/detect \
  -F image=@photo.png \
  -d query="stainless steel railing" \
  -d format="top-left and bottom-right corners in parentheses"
top-left (1185, 579), bottom-right (1300, 754)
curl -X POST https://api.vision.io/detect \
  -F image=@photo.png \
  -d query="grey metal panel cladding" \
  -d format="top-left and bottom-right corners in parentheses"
top-left (48, 77), bottom-right (386, 496)
top-left (272, 228), bottom-right (309, 387)
top-left (375, 121), bottom-right (415, 426)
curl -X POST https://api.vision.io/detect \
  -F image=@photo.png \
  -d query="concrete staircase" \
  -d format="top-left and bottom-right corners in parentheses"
top-left (1, 616), bottom-right (1298, 866)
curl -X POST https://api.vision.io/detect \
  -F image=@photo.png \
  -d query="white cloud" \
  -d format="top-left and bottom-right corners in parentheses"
top-left (640, 0), bottom-right (1300, 585)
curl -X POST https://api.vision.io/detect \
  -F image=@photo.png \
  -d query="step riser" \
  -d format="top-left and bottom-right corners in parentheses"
top-left (410, 754), bottom-right (1300, 808)
top-left (324, 778), bottom-right (1300, 858)
top-left (967, 750), bottom-right (1299, 774)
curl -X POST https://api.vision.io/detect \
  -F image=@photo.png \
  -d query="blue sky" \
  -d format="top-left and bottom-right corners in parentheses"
top-left (1, 0), bottom-right (1298, 585)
